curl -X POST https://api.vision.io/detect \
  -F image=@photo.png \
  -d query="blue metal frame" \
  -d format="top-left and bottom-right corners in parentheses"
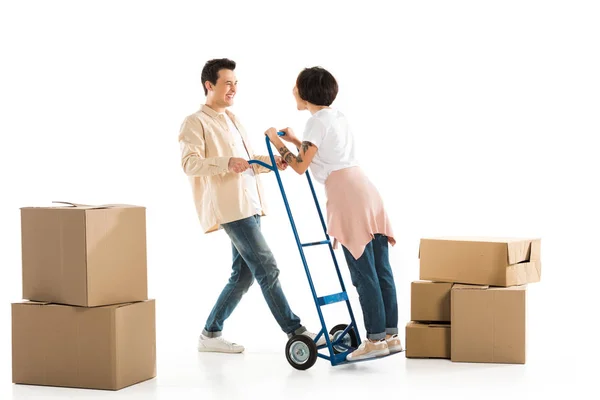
top-left (249, 132), bottom-right (361, 366)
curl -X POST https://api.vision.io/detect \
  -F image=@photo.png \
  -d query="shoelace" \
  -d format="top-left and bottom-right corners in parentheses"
top-left (216, 337), bottom-right (238, 345)
top-left (204, 335), bottom-right (239, 346)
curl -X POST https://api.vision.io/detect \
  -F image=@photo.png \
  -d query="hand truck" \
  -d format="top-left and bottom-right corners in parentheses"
top-left (249, 132), bottom-right (399, 370)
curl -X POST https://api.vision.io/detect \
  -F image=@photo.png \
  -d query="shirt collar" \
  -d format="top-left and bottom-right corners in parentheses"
top-left (201, 104), bottom-right (235, 121)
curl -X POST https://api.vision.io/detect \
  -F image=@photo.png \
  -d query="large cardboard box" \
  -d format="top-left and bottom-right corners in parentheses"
top-left (451, 284), bottom-right (526, 364)
top-left (21, 202), bottom-right (148, 307)
top-left (411, 281), bottom-right (453, 322)
top-left (405, 322), bottom-right (450, 359)
top-left (419, 237), bottom-right (541, 287)
top-left (12, 299), bottom-right (156, 390)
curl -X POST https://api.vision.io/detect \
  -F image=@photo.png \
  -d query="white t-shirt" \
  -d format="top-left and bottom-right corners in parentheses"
top-left (302, 108), bottom-right (358, 184)
top-left (222, 113), bottom-right (262, 215)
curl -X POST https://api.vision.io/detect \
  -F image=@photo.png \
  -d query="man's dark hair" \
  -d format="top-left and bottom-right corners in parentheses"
top-left (296, 66), bottom-right (338, 106)
top-left (201, 58), bottom-right (236, 96)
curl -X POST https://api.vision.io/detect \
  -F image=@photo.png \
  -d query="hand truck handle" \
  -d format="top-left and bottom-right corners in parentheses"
top-left (248, 131), bottom-right (285, 170)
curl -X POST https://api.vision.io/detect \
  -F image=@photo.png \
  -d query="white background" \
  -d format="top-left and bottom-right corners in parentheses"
top-left (1, 0), bottom-right (599, 398)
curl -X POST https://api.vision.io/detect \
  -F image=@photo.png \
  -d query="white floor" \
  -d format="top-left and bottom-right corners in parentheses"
top-left (3, 341), bottom-right (595, 399)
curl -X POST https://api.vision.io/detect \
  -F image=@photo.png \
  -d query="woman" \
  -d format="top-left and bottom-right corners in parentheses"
top-left (264, 66), bottom-right (402, 361)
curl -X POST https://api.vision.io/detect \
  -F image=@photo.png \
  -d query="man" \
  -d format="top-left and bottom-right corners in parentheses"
top-left (179, 58), bottom-right (325, 353)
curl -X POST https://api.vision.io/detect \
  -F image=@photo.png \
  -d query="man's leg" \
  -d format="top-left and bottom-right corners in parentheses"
top-left (203, 240), bottom-right (255, 336)
top-left (222, 215), bottom-right (306, 336)
top-left (198, 238), bottom-right (254, 353)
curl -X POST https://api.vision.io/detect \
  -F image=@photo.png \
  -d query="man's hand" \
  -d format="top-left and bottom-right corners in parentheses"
top-left (275, 155), bottom-right (288, 171)
top-left (228, 157), bottom-right (250, 173)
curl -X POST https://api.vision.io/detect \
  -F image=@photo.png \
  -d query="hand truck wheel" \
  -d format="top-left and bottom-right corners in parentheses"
top-left (329, 324), bottom-right (359, 354)
top-left (285, 334), bottom-right (318, 370)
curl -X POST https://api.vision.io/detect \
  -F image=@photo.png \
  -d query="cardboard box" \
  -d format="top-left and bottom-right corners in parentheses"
top-left (451, 284), bottom-right (526, 364)
top-left (419, 237), bottom-right (541, 287)
top-left (21, 202), bottom-right (148, 306)
top-left (12, 299), bottom-right (156, 390)
top-left (411, 281), bottom-right (453, 322)
top-left (405, 321), bottom-right (450, 359)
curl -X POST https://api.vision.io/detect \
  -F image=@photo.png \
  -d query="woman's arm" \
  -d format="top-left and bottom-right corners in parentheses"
top-left (265, 128), bottom-right (317, 175)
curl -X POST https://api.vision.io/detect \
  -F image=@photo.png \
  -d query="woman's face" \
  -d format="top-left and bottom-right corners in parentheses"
top-left (292, 85), bottom-right (307, 111)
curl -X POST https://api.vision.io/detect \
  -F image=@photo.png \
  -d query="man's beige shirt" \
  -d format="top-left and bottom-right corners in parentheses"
top-left (179, 105), bottom-right (273, 233)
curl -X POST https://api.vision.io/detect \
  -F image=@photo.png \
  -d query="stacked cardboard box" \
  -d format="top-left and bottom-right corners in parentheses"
top-left (12, 202), bottom-right (156, 390)
top-left (405, 281), bottom-right (452, 359)
top-left (406, 237), bottom-right (541, 364)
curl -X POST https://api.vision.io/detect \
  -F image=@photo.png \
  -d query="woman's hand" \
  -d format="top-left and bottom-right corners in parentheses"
top-left (278, 127), bottom-right (298, 144)
top-left (264, 127), bottom-right (280, 143)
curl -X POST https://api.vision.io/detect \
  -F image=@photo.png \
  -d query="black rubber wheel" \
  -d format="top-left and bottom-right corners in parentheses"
top-left (329, 323), bottom-right (359, 354)
top-left (285, 334), bottom-right (318, 370)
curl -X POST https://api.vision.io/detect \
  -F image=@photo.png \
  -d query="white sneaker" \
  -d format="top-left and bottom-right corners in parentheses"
top-left (301, 330), bottom-right (332, 347)
top-left (198, 334), bottom-right (245, 353)
top-left (386, 334), bottom-right (403, 353)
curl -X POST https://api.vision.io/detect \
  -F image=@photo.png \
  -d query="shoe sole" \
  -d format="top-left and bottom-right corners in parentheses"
top-left (198, 346), bottom-right (244, 353)
top-left (388, 345), bottom-right (403, 353)
top-left (346, 349), bottom-right (390, 361)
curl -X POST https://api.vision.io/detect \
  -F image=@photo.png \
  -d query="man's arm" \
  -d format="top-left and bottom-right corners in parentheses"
top-left (179, 117), bottom-right (231, 176)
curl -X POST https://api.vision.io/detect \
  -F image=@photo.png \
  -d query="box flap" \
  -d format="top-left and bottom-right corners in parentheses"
top-left (407, 321), bottom-right (450, 328)
top-left (427, 323), bottom-right (451, 328)
top-left (423, 236), bottom-right (525, 243)
top-left (15, 302), bottom-right (98, 309)
top-left (54, 201), bottom-right (142, 209)
top-left (452, 284), bottom-right (489, 290)
top-left (89, 300), bottom-right (151, 311)
top-left (412, 280), bottom-right (453, 286)
top-left (18, 303), bottom-right (140, 311)
top-left (15, 301), bottom-right (52, 306)
top-left (414, 323), bottom-right (450, 329)
top-left (21, 201), bottom-right (142, 210)
top-left (507, 239), bottom-right (541, 265)
top-left (489, 285), bottom-right (526, 291)
top-left (115, 301), bottom-right (151, 308)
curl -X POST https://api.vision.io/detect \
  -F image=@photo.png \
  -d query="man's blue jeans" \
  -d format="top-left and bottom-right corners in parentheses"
top-left (342, 234), bottom-right (399, 341)
top-left (202, 215), bottom-right (306, 338)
